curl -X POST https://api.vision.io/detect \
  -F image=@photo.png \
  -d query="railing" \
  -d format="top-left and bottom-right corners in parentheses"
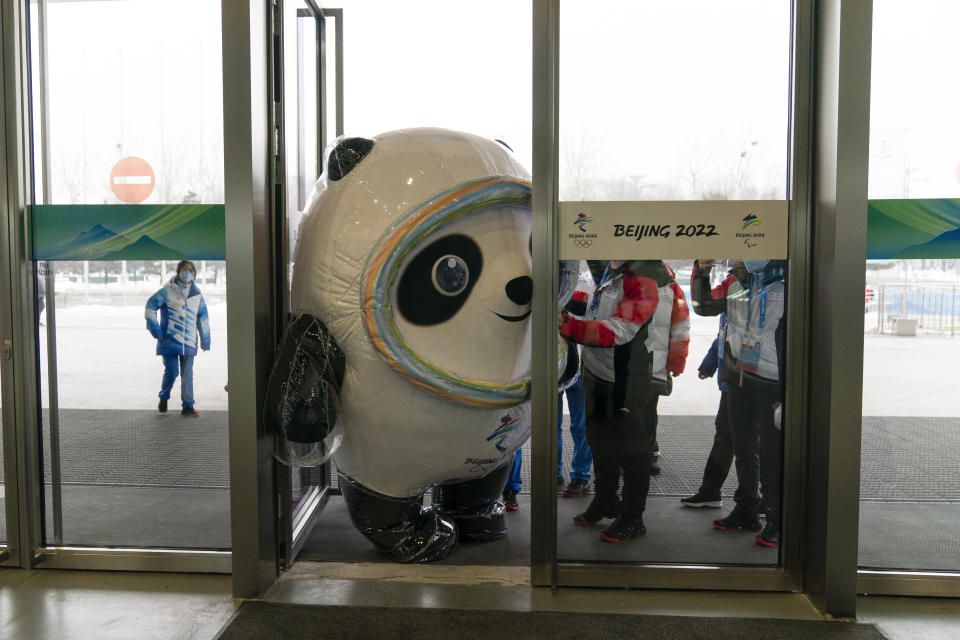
top-left (51, 277), bottom-right (228, 309)
top-left (868, 283), bottom-right (960, 336)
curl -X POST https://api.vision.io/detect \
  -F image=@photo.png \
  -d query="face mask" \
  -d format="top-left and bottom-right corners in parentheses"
top-left (743, 260), bottom-right (768, 274)
top-left (179, 270), bottom-right (195, 283)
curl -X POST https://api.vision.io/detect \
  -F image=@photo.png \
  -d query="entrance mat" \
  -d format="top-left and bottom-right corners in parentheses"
top-left (215, 602), bottom-right (889, 640)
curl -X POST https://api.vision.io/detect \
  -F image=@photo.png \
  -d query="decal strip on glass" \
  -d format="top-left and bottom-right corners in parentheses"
top-left (558, 200), bottom-right (789, 260)
top-left (867, 198), bottom-right (960, 259)
top-left (32, 204), bottom-right (225, 261)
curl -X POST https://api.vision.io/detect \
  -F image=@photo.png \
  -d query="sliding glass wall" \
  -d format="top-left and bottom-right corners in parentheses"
top-left (860, 0), bottom-right (960, 576)
top-left (554, 0), bottom-right (792, 569)
top-left (30, 0), bottom-right (229, 553)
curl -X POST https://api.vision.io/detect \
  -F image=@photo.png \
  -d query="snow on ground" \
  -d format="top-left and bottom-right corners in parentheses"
top-left (38, 301), bottom-right (229, 411)
top-left (22, 292), bottom-right (960, 418)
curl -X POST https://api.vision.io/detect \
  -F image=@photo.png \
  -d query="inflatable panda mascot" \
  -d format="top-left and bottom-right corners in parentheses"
top-left (265, 128), bottom-right (539, 563)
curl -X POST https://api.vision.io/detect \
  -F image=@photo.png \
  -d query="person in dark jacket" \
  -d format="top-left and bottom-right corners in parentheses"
top-left (690, 259), bottom-right (785, 548)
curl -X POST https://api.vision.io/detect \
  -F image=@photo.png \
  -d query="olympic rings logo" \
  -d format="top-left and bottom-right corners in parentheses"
top-left (572, 239), bottom-right (593, 248)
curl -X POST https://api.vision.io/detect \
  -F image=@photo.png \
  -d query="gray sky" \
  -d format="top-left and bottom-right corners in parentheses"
top-left (36, 0), bottom-right (960, 204)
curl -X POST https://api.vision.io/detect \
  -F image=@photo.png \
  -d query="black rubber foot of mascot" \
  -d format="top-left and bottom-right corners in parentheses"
top-left (339, 473), bottom-right (457, 563)
top-left (434, 461), bottom-right (512, 542)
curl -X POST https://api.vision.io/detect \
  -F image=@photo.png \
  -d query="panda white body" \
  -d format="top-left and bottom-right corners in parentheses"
top-left (291, 128), bottom-right (532, 499)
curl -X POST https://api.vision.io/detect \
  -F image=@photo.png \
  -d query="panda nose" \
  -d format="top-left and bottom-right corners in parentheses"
top-left (505, 276), bottom-right (533, 306)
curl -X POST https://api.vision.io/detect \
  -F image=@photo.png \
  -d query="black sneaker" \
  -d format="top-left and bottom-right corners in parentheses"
top-left (573, 498), bottom-right (618, 526)
top-left (649, 454), bottom-right (661, 476)
top-left (680, 491), bottom-right (722, 508)
top-left (712, 507), bottom-right (762, 532)
top-left (600, 515), bottom-right (646, 542)
top-left (181, 406), bottom-right (199, 417)
top-left (756, 520), bottom-right (779, 548)
top-left (562, 477), bottom-right (590, 498)
top-left (503, 490), bottom-right (519, 512)
top-left (158, 398), bottom-right (168, 413)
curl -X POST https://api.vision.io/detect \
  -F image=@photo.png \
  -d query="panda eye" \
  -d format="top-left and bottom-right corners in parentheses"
top-left (432, 255), bottom-right (469, 296)
top-left (397, 233), bottom-right (483, 327)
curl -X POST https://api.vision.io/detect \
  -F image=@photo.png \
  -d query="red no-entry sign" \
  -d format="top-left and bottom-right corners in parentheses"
top-left (110, 156), bottom-right (155, 204)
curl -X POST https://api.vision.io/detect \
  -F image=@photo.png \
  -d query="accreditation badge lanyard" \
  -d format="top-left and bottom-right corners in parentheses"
top-left (589, 264), bottom-right (616, 312)
top-left (736, 273), bottom-right (767, 373)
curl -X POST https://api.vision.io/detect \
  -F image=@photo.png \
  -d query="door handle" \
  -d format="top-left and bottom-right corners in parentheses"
top-left (2, 339), bottom-right (12, 360)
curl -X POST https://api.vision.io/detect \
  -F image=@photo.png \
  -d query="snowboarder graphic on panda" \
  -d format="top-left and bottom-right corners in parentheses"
top-left (265, 129), bottom-right (553, 562)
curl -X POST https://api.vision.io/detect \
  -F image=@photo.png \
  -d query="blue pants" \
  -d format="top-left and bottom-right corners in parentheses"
top-left (159, 354), bottom-right (195, 408)
top-left (558, 378), bottom-right (591, 481)
top-left (504, 448), bottom-right (523, 494)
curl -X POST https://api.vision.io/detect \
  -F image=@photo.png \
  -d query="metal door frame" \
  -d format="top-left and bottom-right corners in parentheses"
top-left (530, 0), bottom-right (875, 616)
top-left (271, 1), bottom-right (344, 571)
top-left (1, 0), bottom-right (42, 570)
top-left (0, 0), bottom-right (230, 573)
top-left (0, 0), bottom-right (22, 567)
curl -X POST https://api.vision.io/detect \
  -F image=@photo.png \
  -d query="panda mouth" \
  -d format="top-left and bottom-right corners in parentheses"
top-left (495, 310), bottom-right (532, 322)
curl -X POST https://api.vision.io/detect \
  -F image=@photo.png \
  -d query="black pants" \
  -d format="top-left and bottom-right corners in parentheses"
top-left (725, 380), bottom-right (782, 523)
top-left (583, 372), bottom-right (657, 520)
top-left (698, 391), bottom-right (761, 499)
top-left (698, 391), bottom-right (733, 497)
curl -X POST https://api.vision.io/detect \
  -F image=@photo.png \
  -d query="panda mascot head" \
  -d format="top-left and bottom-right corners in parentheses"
top-left (288, 128), bottom-right (533, 501)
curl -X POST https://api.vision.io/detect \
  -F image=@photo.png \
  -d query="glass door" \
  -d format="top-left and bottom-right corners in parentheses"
top-left (530, 0), bottom-right (805, 591)
top-left (858, 0), bottom-right (960, 597)
top-left (25, 0), bottom-right (230, 570)
top-left (274, 1), bottom-right (343, 567)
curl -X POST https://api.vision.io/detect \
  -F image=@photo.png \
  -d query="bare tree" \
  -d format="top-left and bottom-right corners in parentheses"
top-left (560, 129), bottom-right (605, 201)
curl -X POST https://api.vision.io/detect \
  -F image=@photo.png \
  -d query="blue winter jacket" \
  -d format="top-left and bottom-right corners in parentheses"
top-left (145, 277), bottom-right (211, 356)
top-left (697, 314), bottom-right (727, 392)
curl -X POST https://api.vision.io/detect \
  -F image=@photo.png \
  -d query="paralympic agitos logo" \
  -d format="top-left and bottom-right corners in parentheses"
top-left (737, 213), bottom-right (765, 247)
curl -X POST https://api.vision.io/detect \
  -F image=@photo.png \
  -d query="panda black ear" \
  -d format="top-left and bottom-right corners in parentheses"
top-left (327, 137), bottom-right (375, 181)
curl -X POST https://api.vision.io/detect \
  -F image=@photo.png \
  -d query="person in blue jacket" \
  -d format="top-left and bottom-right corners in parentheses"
top-left (145, 260), bottom-right (211, 417)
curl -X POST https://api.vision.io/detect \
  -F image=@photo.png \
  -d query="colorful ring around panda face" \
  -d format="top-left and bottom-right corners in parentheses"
top-left (362, 177), bottom-right (533, 408)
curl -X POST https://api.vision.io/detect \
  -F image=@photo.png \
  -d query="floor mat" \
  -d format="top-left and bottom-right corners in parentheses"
top-left (215, 602), bottom-right (890, 640)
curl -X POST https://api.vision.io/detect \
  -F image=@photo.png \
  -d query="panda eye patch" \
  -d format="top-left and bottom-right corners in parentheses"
top-left (397, 234), bottom-right (482, 326)
top-left (432, 255), bottom-right (469, 296)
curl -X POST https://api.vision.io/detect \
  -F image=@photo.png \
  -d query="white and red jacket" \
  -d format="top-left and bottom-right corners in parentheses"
top-left (560, 260), bottom-right (690, 392)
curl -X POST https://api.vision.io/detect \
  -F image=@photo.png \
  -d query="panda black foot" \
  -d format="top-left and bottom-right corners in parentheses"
top-left (384, 508), bottom-right (458, 562)
top-left (434, 461), bottom-right (512, 543)
top-left (339, 473), bottom-right (457, 563)
top-left (446, 503), bottom-right (506, 543)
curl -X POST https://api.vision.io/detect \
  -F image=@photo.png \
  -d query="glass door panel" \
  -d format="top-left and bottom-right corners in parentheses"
top-left (31, 0), bottom-right (229, 551)
top-left (556, 0), bottom-right (792, 567)
top-left (860, 0), bottom-right (960, 574)
top-left (276, 1), bottom-right (342, 564)
top-left (275, 0), bottom-right (534, 568)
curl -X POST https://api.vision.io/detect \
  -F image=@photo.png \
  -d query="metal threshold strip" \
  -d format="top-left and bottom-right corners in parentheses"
top-left (556, 562), bottom-right (794, 592)
top-left (858, 569), bottom-right (960, 598)
top-left (36, 546), bottom-right (231, 573)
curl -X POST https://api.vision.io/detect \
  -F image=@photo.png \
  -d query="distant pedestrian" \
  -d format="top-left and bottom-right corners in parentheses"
top-left (145, 260), bottom-right (211, 417)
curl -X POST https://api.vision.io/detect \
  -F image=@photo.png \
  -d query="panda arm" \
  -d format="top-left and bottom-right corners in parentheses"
top-left (264, 314), bottom-right (346, 445)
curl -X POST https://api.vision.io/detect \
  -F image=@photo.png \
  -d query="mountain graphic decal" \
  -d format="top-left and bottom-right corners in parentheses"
top-left (894, 227), bottom-right (960, 259)
top-left (50, 224), bottom-right (131, 260)
top-left (100, 235), bottom-right (187, 261)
